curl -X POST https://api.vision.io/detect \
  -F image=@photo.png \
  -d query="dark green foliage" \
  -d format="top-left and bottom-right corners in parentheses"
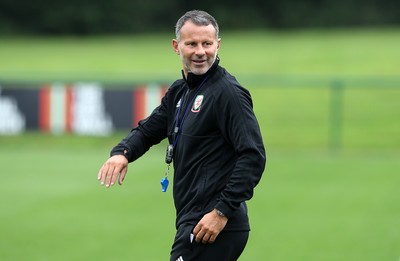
top-left (0, 0), bottom-right (399, 35)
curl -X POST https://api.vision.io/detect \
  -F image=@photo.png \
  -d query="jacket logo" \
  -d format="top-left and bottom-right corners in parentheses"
top-left (191, 95), bottom-right (204, 113)
top-left (176, 98), bottom-right (181, 108)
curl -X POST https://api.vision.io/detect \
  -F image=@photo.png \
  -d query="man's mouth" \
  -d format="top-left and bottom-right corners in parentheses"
top-left (192, 60), bottom-right (206, 65)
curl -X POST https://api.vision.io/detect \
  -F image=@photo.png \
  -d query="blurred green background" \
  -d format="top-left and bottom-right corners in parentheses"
top-left (1, 1), bottom-right (400, 260)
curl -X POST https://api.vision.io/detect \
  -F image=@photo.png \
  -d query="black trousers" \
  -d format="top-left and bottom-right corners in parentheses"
top-left (170, 224), bottom-right (249, 261)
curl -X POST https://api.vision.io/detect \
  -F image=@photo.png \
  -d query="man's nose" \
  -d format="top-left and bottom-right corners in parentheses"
top-left (194, 45), bottom-right (206, 56)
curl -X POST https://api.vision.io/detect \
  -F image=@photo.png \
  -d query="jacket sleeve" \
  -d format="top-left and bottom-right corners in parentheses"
top-left (214, 81), bottom-right (266, 218)
top-left (110, 90), bottom-right (169, 162)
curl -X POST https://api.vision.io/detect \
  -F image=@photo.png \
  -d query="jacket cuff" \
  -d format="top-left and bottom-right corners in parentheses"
top-left (214, 201), bottom-right (234, 219)
top-left (110, 145), bottom-right (131, 162)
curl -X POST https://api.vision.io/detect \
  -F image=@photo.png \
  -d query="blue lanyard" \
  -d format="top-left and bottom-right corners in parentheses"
top-left (172, 75), bottom-right (209, 148)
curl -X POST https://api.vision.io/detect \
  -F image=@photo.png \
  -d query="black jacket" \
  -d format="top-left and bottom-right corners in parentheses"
top-left (111, 59), bottom-right (266, 231)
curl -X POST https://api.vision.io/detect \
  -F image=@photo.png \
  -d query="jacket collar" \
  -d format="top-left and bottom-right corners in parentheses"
top-left (181, 56), bottom-right (220, 89)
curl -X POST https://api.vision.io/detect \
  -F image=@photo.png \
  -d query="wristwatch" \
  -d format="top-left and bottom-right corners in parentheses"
top-left (216, 209), bottom-right (226, 217)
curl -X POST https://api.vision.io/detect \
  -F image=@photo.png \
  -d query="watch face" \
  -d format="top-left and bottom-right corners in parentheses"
top-left (217, 210), bottom-right (225, 217)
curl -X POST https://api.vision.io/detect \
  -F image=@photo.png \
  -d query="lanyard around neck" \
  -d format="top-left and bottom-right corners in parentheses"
top-left (172, 75), bottom-right (209, 148)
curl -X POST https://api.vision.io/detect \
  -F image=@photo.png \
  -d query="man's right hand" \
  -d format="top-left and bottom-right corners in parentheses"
top-left (97, 155), bottom-right (129, 188)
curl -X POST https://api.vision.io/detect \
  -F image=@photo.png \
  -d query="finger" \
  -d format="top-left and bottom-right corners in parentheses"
top-left (118, 166), bottom-right (128, 185)
top-left (106, 166), bottom-right (119, 188)
top-left (208, 234), bottom-right (217, 244)
top-left (98, 163), bottom-right (107, 182)
top-left (97, 167), bottom-right (103, 180)
top-left (195, 228), bottom-right (207, 243)
top-left (108, 168), bottom-right (119, 187)
top-left (103, 163), bottom-right (115, 187)
top-left (202, 233), bottom-right (211, 244)
top-left (108, 162), bottom-right (127, 187)
top-left (193, 223), bottom-right (204, 243)
top-left (193, 224), bottom-right (201, 235)
top-left (99, 164), bottom-right (110, 185)
top-left (195, 232), bottom-right (203, 243)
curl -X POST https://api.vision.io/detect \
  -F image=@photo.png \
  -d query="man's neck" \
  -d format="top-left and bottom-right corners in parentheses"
top-left (182, 57), bottom-right (220, 88)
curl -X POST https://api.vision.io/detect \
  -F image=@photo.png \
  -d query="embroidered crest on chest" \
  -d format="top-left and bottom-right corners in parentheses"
top-left (191, 95), bottom-right (204, 113)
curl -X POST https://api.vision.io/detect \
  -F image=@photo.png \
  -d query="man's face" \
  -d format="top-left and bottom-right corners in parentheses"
top-left (172, 21), bottom-right (220, 77)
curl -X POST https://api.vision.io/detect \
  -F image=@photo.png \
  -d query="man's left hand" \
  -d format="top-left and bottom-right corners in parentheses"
top-left (193, 209), bottom-right (228, 244)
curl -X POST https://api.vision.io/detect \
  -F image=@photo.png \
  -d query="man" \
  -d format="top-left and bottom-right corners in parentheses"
top-left (98, 10), bottom-right (266, 261)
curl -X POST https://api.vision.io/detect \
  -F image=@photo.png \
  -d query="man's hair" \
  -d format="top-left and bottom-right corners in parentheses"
top-left (175, 10), bottom-right (219, 42)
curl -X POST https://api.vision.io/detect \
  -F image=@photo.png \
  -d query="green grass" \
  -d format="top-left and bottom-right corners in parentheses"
top-left (0, 135), bottom-right (176, 260)
top-left (1, 28), bottom-right (400, 83)
top-left (0, 135), bottom-right (399, 260)
top-left (251, 87), bottom-right (400, 150)
top-left (247, 150), bottom-right (399, 261)
top-left (0, 29), bottom-right (400, 260)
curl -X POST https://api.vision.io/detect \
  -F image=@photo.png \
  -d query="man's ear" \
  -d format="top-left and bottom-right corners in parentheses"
top-left (172, 39), bottom-right (180, 55)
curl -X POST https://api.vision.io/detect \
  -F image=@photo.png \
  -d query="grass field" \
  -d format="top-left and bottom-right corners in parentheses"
top-left (1, 28), bottom-right (400, 83)
top-left (0, 135), bottom-right (399, 260)
top-left (0, 28), bottom-right (399, 260)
